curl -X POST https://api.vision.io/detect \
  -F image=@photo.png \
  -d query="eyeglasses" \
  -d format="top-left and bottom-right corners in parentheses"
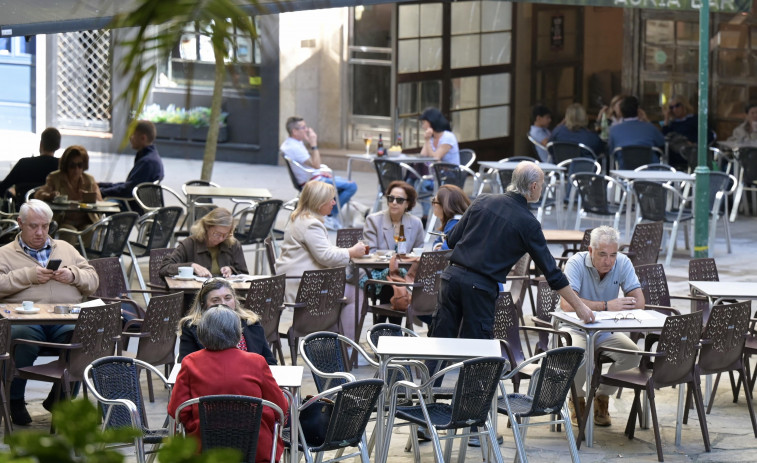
top-left (431, 199), bottom-right (441, 205)
top-left (386, 195), bottom-right (407, 205)
top-left (669, 103), bottom-right (682, 110)
top-left (209, 230), bottom-right (229, 240)
top-left (613, 313), bottom-right (641, 324)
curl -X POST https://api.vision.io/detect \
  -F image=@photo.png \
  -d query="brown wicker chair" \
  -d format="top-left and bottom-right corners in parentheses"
top-left (620, 221), bottom-right (663, 267)
top-left (121, 292), bottom-right (184, 402)
top-left (242, 274), bottom-right (286, 365)
top-left (89, 256), bottom-right (167, 322)
top-left (148, 247), bottom-right (173, 290)
top-left (336, 228), bottom-right (363, 248)
top-left (688, 257), bottom-right (721, 315)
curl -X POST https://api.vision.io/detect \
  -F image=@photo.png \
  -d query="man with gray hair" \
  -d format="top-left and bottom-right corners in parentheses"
top-left (0, 199), bottom-right (98, 425)
top-left (561, 225), bottom-right (644, 428)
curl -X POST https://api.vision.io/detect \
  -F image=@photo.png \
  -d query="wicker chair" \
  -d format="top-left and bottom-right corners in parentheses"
top-left (285, 267), bottom-right (347, 366)
top-left (498, 347), bottom-right (585, 463)
top-left (57, 211), bottom-right (139, 261)
top-left (336, 228), bottom-right (363, 248)
top-left (632, 181), bottom-right (692, 266)
top-left (547, 141), bottom-right (599, 163)
top-left (84, 356), bottom-right (171, 463)
top-left (620, 221), bottom-right (663, 267)
top-left (176, 395), bottom-right (286, 463)
top-left (579, 312), bottom-right (709, 462)
top-left (126, 206), bottom-right (183, 290)
top-left (0, 319), bottom-right (12, 434)
top-left (233, 199), bottom-right (283, 274)
top-left (458, 148), bottom-right (476, 169)
top-left (384, 357), bottom-right (508, 463)
top-left (89, 256), bottom-right (166, 322)
top-left (612, 145), bottom-right (663, 170)
top-left (147, 247), bottom-right (172, 290)
top-left (571, 173), bottom-right (625, 230)
top-left (299, 332), bottom-right (377, 392)
top-left (371, 158), bottom-right (428, 213)
top-left (121, 292), bottom-right (184, 402)
top-left (242, 274), bottom-right (287, 365)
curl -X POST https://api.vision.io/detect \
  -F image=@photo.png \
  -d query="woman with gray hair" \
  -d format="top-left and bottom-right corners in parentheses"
top-left (168, 306), bottom-right (288, 460)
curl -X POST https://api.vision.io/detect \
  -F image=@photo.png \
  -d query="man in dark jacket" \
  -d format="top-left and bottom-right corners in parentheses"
top-left (0, 127), bottom-right (61, 210)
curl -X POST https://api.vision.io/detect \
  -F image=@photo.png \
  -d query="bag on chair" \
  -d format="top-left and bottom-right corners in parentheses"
top-left (299, 396), bottom-right (334, 446)
top-left (386, 254), bottom-right (420, 312)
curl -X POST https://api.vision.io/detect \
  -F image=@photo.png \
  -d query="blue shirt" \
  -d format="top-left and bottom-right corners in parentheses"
top-left (564, 251), bottom-right (640, 302)
top-left (433, 216), bottom-right (461, 250)
top-left (18, 236), bottom-right (53, 267)
top-left (431, 131), bottom-right (460, 164)
top-left (550, 125), bottom-right (604, 157)
top-left (529, 125), bottom-right (551, 162)
top-left (607, 119), bottom-right (665, 155)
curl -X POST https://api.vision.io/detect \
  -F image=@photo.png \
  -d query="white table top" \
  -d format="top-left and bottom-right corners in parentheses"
top-left (551, 309), bottom-right (668, 332)
top-left (479, 161), bottom-right (563, 172)
top-left (610, 170), bottom-right (695, 182)
top-left (689, 281), bottom-right (757, 299)
top-left (718, 140), bottom-right (757, 151)
top-left (184, 185), bottom-right (272, 199)
top-left (375, 336), bottom-right (501, 360)
top-left (347, 153), bottom-right (437, 163)
top-left (168, 363), bottom-right (304, 388)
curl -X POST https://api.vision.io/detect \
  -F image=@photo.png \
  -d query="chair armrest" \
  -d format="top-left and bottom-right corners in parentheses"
top-left (284, 302), bottom-right (306, 309)
top-left (520, 325), bottom-right (571, 346)
top-left (595, 345), bottom-right (661, 359)
top-left (121, 332), bottom-right (150, 339)
top-left (530, 316), bottom-right (553, 330)
top-left (122, 319), bottom-right (144, 333)
top-left (364, 279), bottom-right (420, 289)
top-left (12, 339), bottom-right (82, 350)
top-left (644, 304), bottom-right (681, 316)
top-left (670, 294), bottom-right (707, 302)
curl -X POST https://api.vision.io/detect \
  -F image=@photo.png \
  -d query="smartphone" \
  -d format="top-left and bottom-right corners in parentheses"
top-left (46, 259), bottom-right (62, 271)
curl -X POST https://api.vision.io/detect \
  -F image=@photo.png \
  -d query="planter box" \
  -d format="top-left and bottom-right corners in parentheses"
top-left (154, 122), bottom-right (229, 143)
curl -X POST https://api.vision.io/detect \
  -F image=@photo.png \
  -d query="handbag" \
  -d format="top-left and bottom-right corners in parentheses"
top-left (386, 254), bottom-right (420, 312)
top-left (299, 396), bottom-right (334, 447)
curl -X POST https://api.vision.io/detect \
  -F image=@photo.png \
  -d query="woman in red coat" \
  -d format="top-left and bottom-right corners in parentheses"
top-left (167, 306), bottom-right (288, 462)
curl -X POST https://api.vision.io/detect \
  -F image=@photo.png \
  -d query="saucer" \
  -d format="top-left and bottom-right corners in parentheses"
top-left (14, 307), bottom-right (40, 314)
top-left (173, 275), bottom-right (196, 281)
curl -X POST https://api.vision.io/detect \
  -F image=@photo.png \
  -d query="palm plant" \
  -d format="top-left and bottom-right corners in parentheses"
top-left (110, 0), bottom-right (258, 180)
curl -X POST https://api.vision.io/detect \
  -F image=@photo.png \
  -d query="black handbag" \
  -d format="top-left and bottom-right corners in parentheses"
top-left (299, 396), bottom-right (334, 447)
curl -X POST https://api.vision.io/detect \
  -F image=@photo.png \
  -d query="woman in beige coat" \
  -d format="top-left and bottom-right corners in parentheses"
top-left (275, 181), bottom-right (365, 340)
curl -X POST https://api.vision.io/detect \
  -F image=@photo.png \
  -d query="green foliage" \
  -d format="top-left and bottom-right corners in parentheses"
top-left (157, 437), bottom-right (241, 463)
top-left (140, 104), bottom-right (228, 127)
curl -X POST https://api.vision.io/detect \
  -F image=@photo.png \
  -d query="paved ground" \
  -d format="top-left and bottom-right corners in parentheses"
top-left (1, 134), bottom-right (757, 461)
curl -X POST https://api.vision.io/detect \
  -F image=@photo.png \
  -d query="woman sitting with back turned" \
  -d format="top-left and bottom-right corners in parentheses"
top-left (160, 207), bottom-right (247, 279)
top-left (177, 277), bottom-right (276, 365)
top-left (275, 181), bottom-right (365, 341)
top-left (550, 103), bottom-right (604, 158)
top-left (168, 306), bottom-right (287, 461)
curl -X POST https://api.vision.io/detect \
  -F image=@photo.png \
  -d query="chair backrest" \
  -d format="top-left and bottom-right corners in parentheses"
top-left (519, 347), bottom-right (585, 417)
top-left (264, 236), bottom-right (276, 274)
top-left (626, 221), bottom-right (663, 266)
top-left (182, 179), bottom-right (220, 203)
top-left (234, 199), bottom-right (283, 245)
top-left (366, 323), bottom-right (418, 355)
top-left (652, 311), bottom-right (703, 387)
top-left (148, 247), bottom-right (173, 288)
top-left (0, 219), bottom-right (19, 245)
top-left (281, 151), bottom-right (305, 192)
top-left (432, 162), bottom-right (468, 189)
top-left (90, 256), bottom-right (129, 298)
top-left (135, 292), bottom-right (184, 365)
top-left (683, 146), bottom-right (716, 171)
top-left (632, 181), bottom-right (676, 223)
top-left (133, 183), bottom-right (165, 211)
top-left (86, 356), bottom-right (150, 432)
top-left (547, 141), bottom-right (596, 164)
top-left (699, 302), bottom-right (750, 374)
top-left (635, 162), bottom-right (675, 172)
top-left (635, 263), bottom-right (672, 307)
top-left (69, 303), bottom-right (122, 380)
top-left (577, 228), bottom-right (592, 252)
top-left (493, 291), bottom-right (526, 365)
top-left (89, 212), bottom-right (139, 258)
top-left (300, 332), bottom-right (351, 392)
top-left (312, 379), bottom-right (384, 452)
top-left (136, 206), bottom-right (183, 253)
top-left (561, 158), bottom-right (602, 178)
top-left (409, 250), bottom-right (452, 317)
top-left (291, 268), bottom-right (347, 336)
top-left (447, 357), bottom-right (508, 428)
top-left (243, 274), bottom-right (286, 343)
top-left (614, 145), bottom-right (662, 170)
top-left (708, 171), bottom-right (735, 210)
top-left (506, 253), bottom-right (531, 314)
top-left (336, 228), bottom-right (363, 248)
top-left (373, 159), bottom-right (406, 196)
top-left (572, 173), bottom-right (621, 215)
top-left (738, 147), bottom-right (757, 184)
top-left (196, 395), bottom-right (266, 462)
top-left (689, 258), bottom-right (719, 314)
top-left (458, 148), bottom-right (476, 168)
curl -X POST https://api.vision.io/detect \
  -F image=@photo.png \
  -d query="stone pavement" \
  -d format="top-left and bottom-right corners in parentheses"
top-left (0, 141), bottom-right (756, 461)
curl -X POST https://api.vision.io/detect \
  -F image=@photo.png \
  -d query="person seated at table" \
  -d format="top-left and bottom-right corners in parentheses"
top-left (0, 127), bottom-right (61, 210)
top-left (529, 104), bottom-right (552, 162)
top-left (275, 181), bottom-right (365, 341)
top-left (560, 225), bottom-right (644, 428)
top-left (431, 184), bottom-right (470, 251)
top-left (728, 102), bottom-right (757, 143)
top-left (416, 107), bottom-right (461, 222)
top-left (160, 207), bottom-right (247, 279)
top-left (608, 95), bottom-right (665, 169)
top-left (168, 305), bottom-right (287, 460)
top-left (280, 116), bottom-right (357, 231)
top-left (661, 95), bottom-right (714, 170)
top-left (0, 199), bottom-right (98, 425)
top-left (34, 145), bottom-right (103, 238)
top-left (550, 103), bottom-right (604, 158)
top-left (176, 277), bottom-right (276, 365)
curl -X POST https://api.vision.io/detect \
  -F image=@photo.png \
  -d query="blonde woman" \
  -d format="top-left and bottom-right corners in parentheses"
top-left (275, 181), bottom-right (365, 340)
top-left (550, 103), bottom-right (604, 157)
top-left (160, 207), bottom-right (247, 278)
top-left (176, 277), bottom-right (275, 364)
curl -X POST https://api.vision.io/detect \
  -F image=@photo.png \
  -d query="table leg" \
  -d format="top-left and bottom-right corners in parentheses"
top-left (376, 358), bottom-right (388, 463)
top-left (675, 383), bottom-right (685, 445)
top-left (347, 157), bottom-right (354, 181)
top-left (350, 274), bottom-right (361, 369)
top-left (585, 331), bottom-right (597, 447)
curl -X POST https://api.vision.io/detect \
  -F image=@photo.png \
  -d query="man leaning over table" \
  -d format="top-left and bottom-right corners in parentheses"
top-left (560, 225), bottom-right (644, 428)
top-left (0, 199), bottom-right (98, 425)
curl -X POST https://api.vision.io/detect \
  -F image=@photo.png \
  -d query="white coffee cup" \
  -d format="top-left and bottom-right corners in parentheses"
top-left (178, 266), bottom-right (194, 278)
top-left (22, 301), bottom-right (34, 311)
top-left (413, 247), bottom-right (424, 256)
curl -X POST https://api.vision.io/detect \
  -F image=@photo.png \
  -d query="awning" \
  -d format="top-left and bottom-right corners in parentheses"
top-left (0, 0), bottom-right (750, 38)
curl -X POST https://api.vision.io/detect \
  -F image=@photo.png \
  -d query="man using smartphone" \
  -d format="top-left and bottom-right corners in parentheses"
top-left (0, 199), bottom-right (99, 426)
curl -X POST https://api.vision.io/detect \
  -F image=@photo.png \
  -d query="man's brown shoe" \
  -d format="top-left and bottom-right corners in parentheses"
top-left (594, 395), bottom-right (612, 427)
top-left (568, 397), bottom-right (585, 428)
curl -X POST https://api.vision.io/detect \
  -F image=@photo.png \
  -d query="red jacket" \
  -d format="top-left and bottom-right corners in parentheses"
top-left (167, 348), bottom-right (288, 462)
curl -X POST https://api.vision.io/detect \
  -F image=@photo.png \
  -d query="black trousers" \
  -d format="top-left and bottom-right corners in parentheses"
top-left (430, 264), bottom-right (499, 340)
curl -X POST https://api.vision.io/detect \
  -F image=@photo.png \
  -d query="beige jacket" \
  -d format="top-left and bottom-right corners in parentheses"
top-left (275, 215), bottom-right (350, 302)
top-left (0, 237), bottom-right (99, 303)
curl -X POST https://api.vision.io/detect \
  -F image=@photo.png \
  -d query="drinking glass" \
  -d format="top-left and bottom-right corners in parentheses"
top-left (363, 136), bottom-right (372, 155)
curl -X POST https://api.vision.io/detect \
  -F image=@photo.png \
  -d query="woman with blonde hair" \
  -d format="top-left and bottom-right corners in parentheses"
top-left (550, 103), bottom-right (604, 157)
top-left (160, 207), bottom-right (247, 278)
top-left (176, 277), bottom-right (275, 364)
top-left (275, 181), bottom-right (365, 340)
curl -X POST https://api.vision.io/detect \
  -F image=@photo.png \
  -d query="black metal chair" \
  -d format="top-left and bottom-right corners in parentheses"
top-left (57, 211), bottom-right (138, 261)
top-left (175, 394), bottom-right (286, 463)
top-left (632, 180), bottom-right (692, 266)
top-left (299, 331), bottom-right (376, 392)
top-left (431, 162), bottom-right (476, 191)
top-left (371, 158), bottom-right (429, 212)
top-left (84, 356), bottom-right (171, 463)
top-left (242, 274), bottom-right (287, 365)
top-left (232, 199), bottom-right (283, 274)
top-left (612, 145), bottom-right (663, 170)
top-left (281, 151), bottom-right (347, 224)
top-left (126, 206), bottom-right (183, 290)
top-left (498, 347), bottom-right (585, 463)
top-left (459, 148), bottom-right (476, 169)
top-left (547, 141), bottom-right (598, 163)
top-left (571, 173), bottom-right (625, 230)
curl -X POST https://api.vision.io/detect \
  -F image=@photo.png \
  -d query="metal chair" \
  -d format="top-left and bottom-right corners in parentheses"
top-left (233, 199), bottom-right (283, 274)
top-left (84, 356), bottom-right (171, 463)
top-left (612, 145), bottom-right (663, 170)
top-left (371, 158), bottom-right (429, 213)
top-left (126, 206), bottom-right (183, 290)
top-left (299, 331), bottom-right (377, 392)
top-left (147, 247), bottom-right (173, 290)
top-left (619, 221), bottom-right (663, 267)
top-left (175, 394), bottom-right (285, 463)
top-left (632, 181), bottom-right (692, 266)
top-left (295, 379), bottom-right (384, 463)
top-left (579, 312), bottom-right (709, 462)
top-left (571, 173), bottom-right (625, 230)
top-left (431, 162), bottom-right (476, 191)
top-left (547, 141), bottom-right (598, 164)
top-left (181, 179), bottom-right (219, 221)
top-left (281, 151), bottom-right (346, 224)
top-left (528, 134), bottom-right (549, 162)
top-left (384, 356), bottom-right (508, 463)
top-left (0, 219), bottom-right (20, 246)
top-left (731, 146), bottom-right (757, 220)
top-left (498, 347), bottom-right (585, 463)
top-left (458, 148), bottom-right (476, 169)
top-left (89, 256), bottom-right (164, 322)
top-left (121, 292), bottom-right (184, 402)
top-left (242, 274), bottom-right (287, 365)
top-left (285, 267), bottom-right (348, 366)
top-left (57, 211), bottom-right (138, 260)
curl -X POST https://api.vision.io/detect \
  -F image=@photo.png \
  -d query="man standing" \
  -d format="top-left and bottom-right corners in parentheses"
top-left (99, 120), bottom-right (164, 212)
top-left (607, 95), bottom-right (665, 169)
top-left (0, 199), bottom-right (99, 425)
top-left (560, 226), bottom-right (644, 427)
top-left (280, 116), bottom-right (357, 230)
top-left (0, 127), bottom-right (61, 209)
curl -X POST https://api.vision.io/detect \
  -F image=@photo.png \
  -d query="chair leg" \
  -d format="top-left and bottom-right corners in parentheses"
top-left (289, 336), bottom-right (298, 366)
top-left (146, 370), bottom-right (155, 403)
top-left (645, 386), bottom-right (664, 462)
top-left (562, 404), bottom-right (581, 463)
top-left (740, 366), bottom-right (757, 437)
top-left (0, 379), bottom-right (11, 435)
top-left (691, 378), bottom-right (711, 453)
top-left (507, 410), bottom-right (528, 463)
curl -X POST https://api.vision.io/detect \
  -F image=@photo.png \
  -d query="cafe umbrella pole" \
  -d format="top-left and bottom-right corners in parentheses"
top-left (694, 0), bottom-right (710, 260)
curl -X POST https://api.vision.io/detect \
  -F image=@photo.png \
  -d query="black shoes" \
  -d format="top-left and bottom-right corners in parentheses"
top-left (10, 399), bottom-right (31, 426)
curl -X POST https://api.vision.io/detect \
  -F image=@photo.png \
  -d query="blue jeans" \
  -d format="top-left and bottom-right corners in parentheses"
top-left (10, 324), bottom-right (75, 400)
top-left (318, 176), bottom-right (357, 217)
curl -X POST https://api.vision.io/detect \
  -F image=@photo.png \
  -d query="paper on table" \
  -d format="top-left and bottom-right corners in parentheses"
top-left (228, 274), bottom-right (258, 282)
top-left (558, 309), bottom-right (657, 321)
top-left (78, 299), bottom-right (105, 308)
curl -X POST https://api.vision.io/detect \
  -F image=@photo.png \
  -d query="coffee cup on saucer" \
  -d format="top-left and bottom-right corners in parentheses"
top-left (53, 195), bottom-right (68, 204)
top-left (178, 266), bottom-right (194, 278)
top-left (22, 301), bottom-right (34, 311)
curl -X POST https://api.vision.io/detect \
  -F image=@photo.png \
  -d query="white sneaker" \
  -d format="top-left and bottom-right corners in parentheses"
top-left (324, 216), bottom-right (342, 230)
